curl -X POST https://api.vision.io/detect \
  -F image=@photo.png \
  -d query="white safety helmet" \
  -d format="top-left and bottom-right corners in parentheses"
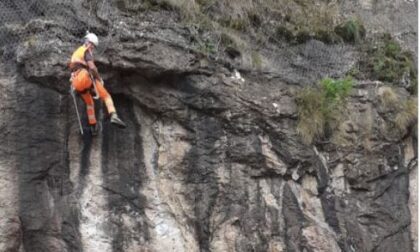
top-left (85, 33), bottom-right (99, 47)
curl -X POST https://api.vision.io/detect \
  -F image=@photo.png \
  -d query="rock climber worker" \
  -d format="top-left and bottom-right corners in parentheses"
top-left (68, 32), bottom-right (126, 134)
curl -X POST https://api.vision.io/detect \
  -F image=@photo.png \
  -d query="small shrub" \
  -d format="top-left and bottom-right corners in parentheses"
top-left (274, 26), bottom-right (294, 42)
top-left (297, 77), bottom-right (354, 144)
top-left (321, 77), bottom-right (353, 102)
top-left (357, 34), bottom-right (417, 92)
top-left (274, 22), bottom-right (347, 45)
top-left (334, 18), bottom-right (366, 43)
top-left (314, 29), bottom-right (342, 44)
top-left (384, 38), bottom-right (401, 57)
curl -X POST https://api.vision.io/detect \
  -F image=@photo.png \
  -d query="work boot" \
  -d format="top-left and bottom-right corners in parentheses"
top-left (90, 123), bottom-right (99, 136)
top-left (110, 112), bottom-right (127, 128)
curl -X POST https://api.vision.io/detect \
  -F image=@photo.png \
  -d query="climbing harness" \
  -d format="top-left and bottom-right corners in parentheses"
top-left (70, 86), bottom-right (84, 135)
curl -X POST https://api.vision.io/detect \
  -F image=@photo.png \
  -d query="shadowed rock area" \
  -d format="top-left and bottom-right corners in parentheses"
top-left (0, 0), bottom-right (417, 251)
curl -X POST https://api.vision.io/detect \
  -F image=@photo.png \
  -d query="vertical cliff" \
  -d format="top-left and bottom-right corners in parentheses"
top-left (0, 0), bottom-right (417, 251)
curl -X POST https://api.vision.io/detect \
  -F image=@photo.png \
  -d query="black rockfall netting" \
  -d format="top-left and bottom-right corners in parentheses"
top-left (0, 0), bottom-right (415, 84)
top-left (0, 0), bottom-right (113, 60)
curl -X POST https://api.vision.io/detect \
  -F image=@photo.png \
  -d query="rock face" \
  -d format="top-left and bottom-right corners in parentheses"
top-left (0, 0), bottom-right (417, 251)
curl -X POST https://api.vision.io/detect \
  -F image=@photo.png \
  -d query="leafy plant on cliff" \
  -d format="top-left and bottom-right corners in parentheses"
top-left (297, 77), bottom-right (354, 145)
top-left (321, 77), bottom-right (353, 102)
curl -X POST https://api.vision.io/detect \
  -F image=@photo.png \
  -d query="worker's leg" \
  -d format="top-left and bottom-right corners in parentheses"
top-left (95, 79), bottom-right (116, 115)
top-left (72, 69), bottom-right (92, 92)
top-left (80, 92), bottom-right (97, 125)
top-left (72, 69), bottom-right (96, 125)
top-left (94, 80), bottom-right (127, 128)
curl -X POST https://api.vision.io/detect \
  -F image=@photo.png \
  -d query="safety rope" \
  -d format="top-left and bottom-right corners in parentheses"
top-left (70, 86), bottom-right (84, 135)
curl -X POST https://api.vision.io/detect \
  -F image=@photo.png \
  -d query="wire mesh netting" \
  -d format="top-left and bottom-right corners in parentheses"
top-left (0, 0), bottom-right (415, 85)
top-left (0, 0), bottom-right (114, 60)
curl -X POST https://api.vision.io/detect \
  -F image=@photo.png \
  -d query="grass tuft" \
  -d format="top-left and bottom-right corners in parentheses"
top-left (297, 87), bottom-right (326, 145)
top-left (379, 86), bottom-right (399, 109)
top-left (296, 77), bottom-right (354, 145)
top-left (378, 86), bottom-right (417, 134)
top-left (395, 98), bottom-right (418, 133)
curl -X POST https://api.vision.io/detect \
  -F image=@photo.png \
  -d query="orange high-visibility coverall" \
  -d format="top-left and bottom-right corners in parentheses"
top-left (69, 45), bottom-right (116, 125)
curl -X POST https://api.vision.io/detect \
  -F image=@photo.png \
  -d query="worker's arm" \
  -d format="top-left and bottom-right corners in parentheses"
top-left (87, 60), bottom-right (101, 80)
top-left (85, 50), bottom-right (101, 80)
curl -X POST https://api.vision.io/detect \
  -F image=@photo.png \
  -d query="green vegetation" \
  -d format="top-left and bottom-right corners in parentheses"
top-left (274, 26), bottom-right (294, 43)
top-left (275, 1), bottom-right (339, 44)
top-left (297, 77), bottom-right (354, 144)
top-left (321, 77), bottom-right (353, 101)
top-left (314, 29), bottom-right (342, 44)
top-left (136, 0), bottom-right (370, 48)
top-left (352, 34), bottom-right (417, 93)
top-left (139, 0), bottom-right (345, 43)
top-left (273, 17), bottom-right (364, 44)
top-left (334, 18), bottom-right (366, 43)
top-left (371, 35), bottom-right (416, 83)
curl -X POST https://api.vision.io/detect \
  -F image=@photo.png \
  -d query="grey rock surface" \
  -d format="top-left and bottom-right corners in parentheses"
top-left (0, 0), bottom-right (417, 251)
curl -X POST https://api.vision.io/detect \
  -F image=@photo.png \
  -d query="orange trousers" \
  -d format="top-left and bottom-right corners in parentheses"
top-left (71, 69), bottom-right (116, 125)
